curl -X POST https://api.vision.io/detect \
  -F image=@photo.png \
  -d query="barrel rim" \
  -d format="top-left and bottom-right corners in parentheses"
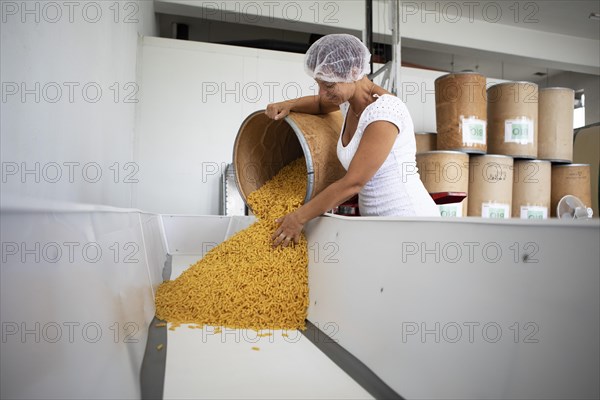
top-left (443, 148), bottom-right (487, 154)
top-left (415, 131), bottom-right (438, 135)
top-left (232, 110), bottom-right (314, 212)
top-left (487, 81), bottom-right (538, 90)
top-left (434, 71), bottom-right (486, 83)
top-left (513, 159), bottom-right (551, 164)
top-left (539, 158), bottom-right (573, 163)
top-left (552, 163), bottom-right (591, 167)
top-left (471, 154), bottom-right (514, 160)
top-left (416, 150), bottom-right (468, 156)
top-left (506, 155), bottom-right (538, 160)
top-left (284, 114), bottom-right (315, 204)
top-left (232, 110), bottom-right (262, 214)
top-left (539, 87), bottom-right (575, 92)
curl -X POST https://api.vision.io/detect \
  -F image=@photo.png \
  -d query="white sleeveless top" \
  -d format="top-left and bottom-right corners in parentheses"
top-left (337, 94), bottom-right (440, 217)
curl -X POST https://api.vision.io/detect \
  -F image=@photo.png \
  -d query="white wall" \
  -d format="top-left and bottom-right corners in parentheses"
top-left (1, 0), bottom-right (157, 208)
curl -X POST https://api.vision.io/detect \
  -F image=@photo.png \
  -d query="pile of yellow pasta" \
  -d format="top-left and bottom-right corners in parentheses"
top-left (155, 158), bottom-right (309, 330)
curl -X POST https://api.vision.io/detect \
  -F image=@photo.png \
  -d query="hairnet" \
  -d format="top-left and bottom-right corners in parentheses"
top-left (304, 34), bottom-right (371, 83)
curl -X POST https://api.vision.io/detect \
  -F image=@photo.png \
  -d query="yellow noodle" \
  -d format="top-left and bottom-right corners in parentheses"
top-left (155, 158), bottom-right (309, 331)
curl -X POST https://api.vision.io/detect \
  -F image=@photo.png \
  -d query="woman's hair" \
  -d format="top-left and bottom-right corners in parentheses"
top-left (304, 34), bottom-right (371, 83)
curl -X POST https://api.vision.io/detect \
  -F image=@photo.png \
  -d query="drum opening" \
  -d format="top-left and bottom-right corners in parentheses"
top-left (233, 111), bottom-right (306, 212)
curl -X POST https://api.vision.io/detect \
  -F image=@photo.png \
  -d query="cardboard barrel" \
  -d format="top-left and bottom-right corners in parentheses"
top-left (415, 132), bottom-right (437, 153)
top-left (233, 110), bottom-right (345, 211)
top-left (512, 159), bottom-right (551, 219)
top-left (468, 154), bottom-right (514, 218)
top-left (551, 164), bottom-right (592, 217)
top-left (487, 82), bottom-right (538, 159)
top-left (539, 87), bottom-right (575, 163)
top-left (435, 72), bottom-right (487, 154)
top-left (416, 151), bottom-right (469, 217)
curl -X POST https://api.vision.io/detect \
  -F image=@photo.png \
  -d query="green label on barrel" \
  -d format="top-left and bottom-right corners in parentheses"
top-left (482, 203), bottom-right (510, 219)
top-left (439, 204), bottom-right (461, 217)
top-left (471, 125), bottom-right (484, 138)
top-left (520, 206), bottom-right (548, 219)
top-left (511, 124), bottom-right (528, 139)
top-left (527, 210), bottom-right (544, 219)
top-left (462, 117), bottom-right (486, 145)
top-left (505, 119), bottom-right (533, 144)
top-left (488, 208), bottom-right (506, 218)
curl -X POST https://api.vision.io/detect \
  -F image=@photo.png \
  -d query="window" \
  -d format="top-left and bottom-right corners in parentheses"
top-left (574, 90), bottom-right (585, 129)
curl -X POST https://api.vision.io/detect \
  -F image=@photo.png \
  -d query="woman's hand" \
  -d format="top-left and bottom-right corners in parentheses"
top-left (271, 211), bottom-right (304, 248)
top-left (265, 101), bottom-right (292, 120)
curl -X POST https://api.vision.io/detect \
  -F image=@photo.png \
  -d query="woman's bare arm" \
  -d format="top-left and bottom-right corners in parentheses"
top-left (265, 95), bottom-right (338, 120)
top-left (272, 120), bottom-right (399, 247)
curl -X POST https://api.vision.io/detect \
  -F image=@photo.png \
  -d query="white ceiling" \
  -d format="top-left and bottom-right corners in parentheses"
top-left (394, 0), bottom-right (600, 81)
top-left (465, 0), bottom-right (600, 40)
top-left (400, 46), bottom-right (557, 82)
top-left (373, 0), bottom-right (600, 39)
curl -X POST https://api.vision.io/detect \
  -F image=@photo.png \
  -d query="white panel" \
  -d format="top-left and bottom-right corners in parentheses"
top-left (140, 213), bottom-right (169, 296)
top-left (0, 209), bottom-right (159, 399)
top-left (171, 254), bottom-right (205, 280)
top-left (161, 214), bottom-right (254, 254)
top-left (305, 215), bottom-right (600, 399)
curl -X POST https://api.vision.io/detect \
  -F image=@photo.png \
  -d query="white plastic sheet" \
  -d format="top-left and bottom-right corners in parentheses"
top-left (1, 201), bottom-right (166, 399)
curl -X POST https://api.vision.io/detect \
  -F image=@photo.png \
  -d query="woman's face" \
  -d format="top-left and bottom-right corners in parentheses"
top-left (316, 80), bottom-right (354, 105)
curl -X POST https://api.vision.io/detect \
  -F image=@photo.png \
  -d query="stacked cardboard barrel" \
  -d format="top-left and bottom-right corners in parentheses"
top-left (416, 72), bottom-right (592, 219)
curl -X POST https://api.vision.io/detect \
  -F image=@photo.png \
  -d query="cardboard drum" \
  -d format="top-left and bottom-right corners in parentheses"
top-left (512, 159), bottom-right (551, 219)
top-left (468, 154), bottom-right (514, 218)
top-left (538, 88), bottom-right (575, 163)
top-left (233, 111), bottom-right (346, 210)
top-left (416, 151), bottom-right (469, 217)
top-left (435, 72), bottom-right (487, 154)
top-left (487, 82), bottom-right (538, 159)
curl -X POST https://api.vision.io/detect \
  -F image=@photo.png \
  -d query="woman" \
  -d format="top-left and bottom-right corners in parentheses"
top-left (266, 34), bottom-right (439, 248)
